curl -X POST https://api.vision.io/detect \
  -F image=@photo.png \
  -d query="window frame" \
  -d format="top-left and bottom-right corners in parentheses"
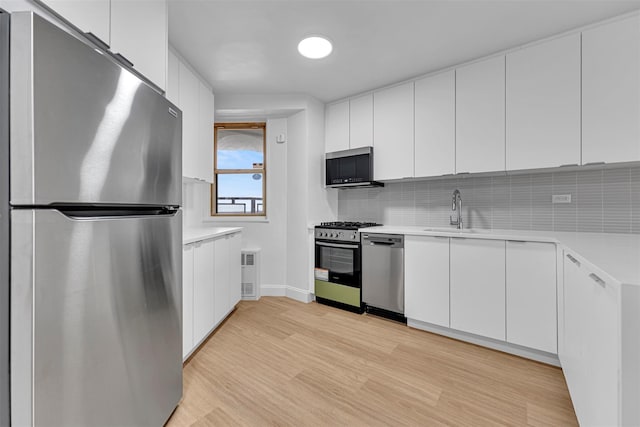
top-left (211, 122), bottom-right (267, 217)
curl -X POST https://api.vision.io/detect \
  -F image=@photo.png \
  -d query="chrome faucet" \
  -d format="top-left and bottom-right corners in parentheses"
top-left (450, 189), bottom-right (463, 229)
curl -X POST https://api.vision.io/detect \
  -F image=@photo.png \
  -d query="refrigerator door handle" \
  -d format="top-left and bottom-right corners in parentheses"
top-left (55, 207), bottom-right (180, 219)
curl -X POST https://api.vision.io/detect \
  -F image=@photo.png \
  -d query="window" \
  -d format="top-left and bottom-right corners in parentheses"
top-left (211, 122), bottom-right (266, 216)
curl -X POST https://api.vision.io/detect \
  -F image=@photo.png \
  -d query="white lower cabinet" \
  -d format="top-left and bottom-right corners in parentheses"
top-left (562, 251), bottom-right (620, 426)
top-left (182, 244), bottom-right (194, 359)
top-left (506, 241), bottom-right (557, 353)
top-left (192, 239), bottom-right (215, 345)
top-left (214, 237), bottom-right (230, 325)
top-left (229, 233), bottom-right (242, 307)
top-left (404, 235), bottom-right (450, 327)
top-left (450, 238), bottom-right (506, 341)
top-left (182, 232), bottom-right (242, 359)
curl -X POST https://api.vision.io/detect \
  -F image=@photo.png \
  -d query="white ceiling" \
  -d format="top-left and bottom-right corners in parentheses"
top-left (169, 0), bottom-right (640, 103)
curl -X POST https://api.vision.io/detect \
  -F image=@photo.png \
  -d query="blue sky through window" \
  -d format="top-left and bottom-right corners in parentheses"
top-left (217, 173), bottom-right (262, 198)
top-left (217, 149), bottom-right (263, 169)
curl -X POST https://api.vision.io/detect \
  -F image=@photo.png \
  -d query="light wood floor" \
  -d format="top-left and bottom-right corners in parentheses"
top-left (166, 297), bottom-right (577, 426)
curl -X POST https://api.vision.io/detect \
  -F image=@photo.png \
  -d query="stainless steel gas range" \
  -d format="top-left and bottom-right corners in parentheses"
top-left (314, 221), bottom-right (381, 313)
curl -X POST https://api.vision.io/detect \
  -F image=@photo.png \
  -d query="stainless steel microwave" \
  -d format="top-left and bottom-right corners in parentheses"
top-left (325, 147), bottom-right (383, 188)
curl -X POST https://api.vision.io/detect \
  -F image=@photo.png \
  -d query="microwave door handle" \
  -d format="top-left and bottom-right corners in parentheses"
top-left (315, 241), bottom-right (359, 250)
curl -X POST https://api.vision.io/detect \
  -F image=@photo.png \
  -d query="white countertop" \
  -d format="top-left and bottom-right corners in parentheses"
top-left (360, 226), bottom-right (640, 286)
top-left (183, 227), bottom-right (243, 245)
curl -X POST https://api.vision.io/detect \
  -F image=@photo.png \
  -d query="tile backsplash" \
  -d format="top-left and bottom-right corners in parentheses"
top-left (337, 166), bottom-right (640, 234)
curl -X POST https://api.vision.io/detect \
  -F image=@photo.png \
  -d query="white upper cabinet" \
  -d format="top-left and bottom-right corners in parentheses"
top-left (373, 82), bottom-right (415, 180)
top-left (198, 82), bottom-right (215, 183)
top-left (41, 0), bottom-right (111, 45)
top-left (110, 0), bottom-right (168, 90)
top-left (166, 49), bottom-right (180, 106)
top-left (325, 101), bottom-right (349, 153)
top-left (456, 56), bottom-right (506, 174)
top-left (349, 94), bottom-right (373, 149)
top-left (175, 57), bottom-right (215, 182)
top-left (506, 241), bottom-right (557, 353)
top-left (506, 34), bottom-right (581, 170)
top-left (582, 15), bottom-right (640, 165)
top-left (179, 62), bottom-right (200, 180)
top-left (405, 235), bottom-right (450, 327)
top-left (450, 238), bottom-right (506, 341)
top-left (414, 71), bottom-right (455, 177)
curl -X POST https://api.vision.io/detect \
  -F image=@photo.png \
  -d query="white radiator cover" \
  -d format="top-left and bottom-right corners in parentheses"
top-left (241, 249), bottom-right (261, 300)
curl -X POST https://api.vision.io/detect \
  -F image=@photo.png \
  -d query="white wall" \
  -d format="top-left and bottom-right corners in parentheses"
top-left (192, 93), bottom-right (338, 301)
top-left (182, 118), bottom-right (289, 289)
top-left (285, 110), bottom-right (309, 294)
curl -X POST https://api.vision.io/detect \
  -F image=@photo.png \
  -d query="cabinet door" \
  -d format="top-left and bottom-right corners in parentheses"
top-left (42, 0), bottom-right (110, 46)
top-left (110, 0), bottom-right (167, 90)
top-left (506, 34), bottom-right (581, 170)
top-left (561, 253), bottom-right (589, 422)
top-left (214, 237), bottom-right (230, 324)
top-left (450, 238), bottom-right (506, 340)
top-left (588, 270), bottom-right (619, 426)
top-left (325, 101), bottom-right (349, 153)
top-left (166, 49), bottom-right (180, 106)
top-left (456, 56), bottom-right (505, 174)
top-left (405, 236), bottom-right (450, 327)
top-left (349, 94), bottom-right (373, 149)
top-left (373, 82), bottom-right (415, 180)
top-left (583, 15), bottom-right (640, 165)
top-left (228, 233), bottom-right (242, 308)
top-left (563, 253), bottom-right (619, 426)
top-left (193, 240), bottom-right (215, 344)
top-left (414, 71), bottom-right (455, 177)
top-left (506, 241), bottom-right (557, 353)
top-left (179, 62), bottom-right (200, 180)
top-left (198, 83), bottom-right (215, 183)
top-left (182, 244), bottom-right (194, 358)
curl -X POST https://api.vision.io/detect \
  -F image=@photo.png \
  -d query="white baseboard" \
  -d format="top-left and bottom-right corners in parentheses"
top-left (260, 284), bottom-right (286, 297)
top-left (259, 285), bottom-right (313, 303)
top-left (285, 287), bottom-right (313, 303)
top-left (407, 318), bottom-right (560, 366)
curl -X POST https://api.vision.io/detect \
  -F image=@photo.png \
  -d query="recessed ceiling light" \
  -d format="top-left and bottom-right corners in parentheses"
top-left (297, 36), bottom-right (333, 59)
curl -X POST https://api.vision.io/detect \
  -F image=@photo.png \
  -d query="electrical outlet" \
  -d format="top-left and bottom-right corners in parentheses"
top-left (552, 194), bottom-right (572, 204)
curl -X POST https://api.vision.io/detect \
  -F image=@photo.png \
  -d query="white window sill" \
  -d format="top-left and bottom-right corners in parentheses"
top-left (203, 216), bottom-right (270, 224)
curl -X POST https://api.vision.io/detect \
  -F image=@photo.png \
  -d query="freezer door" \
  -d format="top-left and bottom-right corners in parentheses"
top-left (11, 209), bottom-right (183, 427)
top-left (10, 12), bottom-right (182, 207)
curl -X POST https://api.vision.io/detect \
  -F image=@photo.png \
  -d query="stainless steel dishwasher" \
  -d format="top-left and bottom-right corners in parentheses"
top-left (361, 233), bottom-right (405, 321)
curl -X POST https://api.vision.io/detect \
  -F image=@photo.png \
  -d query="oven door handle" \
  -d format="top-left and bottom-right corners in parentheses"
top-left (315, 241), bottom-right (359, 250)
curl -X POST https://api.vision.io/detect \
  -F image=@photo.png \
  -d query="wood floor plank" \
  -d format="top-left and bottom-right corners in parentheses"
top-left (166, 297), bottom-right (577, 426)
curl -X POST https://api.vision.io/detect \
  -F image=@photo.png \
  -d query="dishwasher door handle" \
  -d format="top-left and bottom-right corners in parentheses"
top-left (367, 241), bottom-right (396, 246)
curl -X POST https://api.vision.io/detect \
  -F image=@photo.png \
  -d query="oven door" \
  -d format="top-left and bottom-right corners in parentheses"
top-left (314, 240), bottom-right (360, 287)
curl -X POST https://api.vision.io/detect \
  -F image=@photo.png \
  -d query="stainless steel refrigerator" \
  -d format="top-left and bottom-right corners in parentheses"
top-left (3, 11), bottom-right (183, 426)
